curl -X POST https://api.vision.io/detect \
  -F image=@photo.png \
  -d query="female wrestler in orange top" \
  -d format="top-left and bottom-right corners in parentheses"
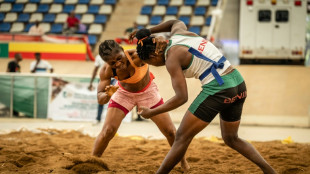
top-left (92, 40), bottom-right (189, 171)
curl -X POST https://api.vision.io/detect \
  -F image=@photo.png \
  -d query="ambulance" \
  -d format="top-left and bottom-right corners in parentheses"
top-left (239, 0), bottom-right (307, 61)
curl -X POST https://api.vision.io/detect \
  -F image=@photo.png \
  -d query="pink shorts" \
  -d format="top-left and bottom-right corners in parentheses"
top-left (108, 81), bottom-right (164, 115)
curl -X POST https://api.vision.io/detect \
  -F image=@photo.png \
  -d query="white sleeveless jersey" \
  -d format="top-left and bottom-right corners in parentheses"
top-left (165, 34), bottom-right (231, 85)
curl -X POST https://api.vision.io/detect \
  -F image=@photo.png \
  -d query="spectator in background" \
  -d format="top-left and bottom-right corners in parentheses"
top-left (7, 53), bottom-right (22, 73)
top-left (6, 53), bottom-right (23, 117)
top-left (88, 54), bottom-right (116, 125)
top-left (30, 53), bottom-right (54, 73)
top-left (28, 21), bottom-right (44, 35)
top-left (63, 11), bottom-right (80, 35)
top-left (115, 22), bottom-right (138, 44)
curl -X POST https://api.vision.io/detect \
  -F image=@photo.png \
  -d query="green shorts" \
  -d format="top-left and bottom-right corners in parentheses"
top-left (188, 70), bottom-right (247, 122)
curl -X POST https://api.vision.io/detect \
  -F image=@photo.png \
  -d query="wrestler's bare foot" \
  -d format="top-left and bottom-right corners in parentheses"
top-left (181, 158), bottom-right (190, 171)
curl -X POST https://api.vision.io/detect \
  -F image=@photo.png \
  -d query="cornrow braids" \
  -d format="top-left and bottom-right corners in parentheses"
top-left (98, 40), bottom-right (122, 61)
top-left (136, 29), bottom-right (151, 40)
top-left (136, 29), bottom-right (156, 60)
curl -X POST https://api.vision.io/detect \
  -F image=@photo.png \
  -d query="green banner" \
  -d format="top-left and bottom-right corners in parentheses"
top-left (0, 76), bottom-right (12, 106)
top-left (0, 43), bottom-right (9, 58)
top-left (0, 76), bottom-right (49, 118)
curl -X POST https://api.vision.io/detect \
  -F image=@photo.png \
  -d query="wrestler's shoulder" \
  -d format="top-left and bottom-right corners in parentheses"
top-left (100, 64), bottom-right (113, 77)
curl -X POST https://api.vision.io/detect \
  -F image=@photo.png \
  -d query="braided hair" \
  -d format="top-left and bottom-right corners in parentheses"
top-left (136, 29), bottom-right (156, 60)
top-left (98, 40), bottom-right (122, 61)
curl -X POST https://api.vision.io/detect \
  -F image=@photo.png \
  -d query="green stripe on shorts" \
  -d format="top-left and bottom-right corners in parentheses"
top-left (188, 70), bottom-right (245, 113)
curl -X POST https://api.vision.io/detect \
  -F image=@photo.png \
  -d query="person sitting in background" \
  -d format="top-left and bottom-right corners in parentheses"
top-left (28, 21), bottom-right (44, 35)
top-left (63, 11), bottom-right (80, 35)
top-left (115, 22), bottom-right (138, 45)
top-left (30, 53), bottom-right (54, 73)
top-left (7, 53), bottom-right (22, 73)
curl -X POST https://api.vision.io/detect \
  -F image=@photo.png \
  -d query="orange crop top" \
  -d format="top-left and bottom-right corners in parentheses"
top-left (113, 50), bottom-right (149, 84)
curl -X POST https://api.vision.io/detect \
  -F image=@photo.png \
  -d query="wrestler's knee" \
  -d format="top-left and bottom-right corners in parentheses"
top-left (101, 125), bottom-right (117, 140)
top-left (163, 127), bottom-right (176, 140)
top-left (222, 134), bottom-right (239, 147)
top-left (174, 129), bottom-right (191, 144)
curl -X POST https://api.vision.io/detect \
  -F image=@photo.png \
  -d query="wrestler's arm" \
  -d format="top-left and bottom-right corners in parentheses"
top-left (149, 20), bottom-right (195, 36)
top-left (148, 20), bottom-right (197, 53)
top-left (97, 64), bottom-right (115, 105)
top-left (129, 20), bottom-right (189, 42)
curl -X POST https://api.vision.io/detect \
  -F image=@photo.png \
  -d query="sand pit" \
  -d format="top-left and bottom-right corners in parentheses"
top-left (0, 129), bottom-right (309, 174)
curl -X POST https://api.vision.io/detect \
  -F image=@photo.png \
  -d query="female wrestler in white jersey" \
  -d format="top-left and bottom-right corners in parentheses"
top-left (132, 20), bottom-right (276, 174)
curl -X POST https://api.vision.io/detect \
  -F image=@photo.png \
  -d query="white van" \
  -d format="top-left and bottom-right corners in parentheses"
top-left (239, 0), bottom-right (307, 61)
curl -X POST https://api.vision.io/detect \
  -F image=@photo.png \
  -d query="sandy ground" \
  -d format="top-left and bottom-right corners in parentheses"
top-left (0, 118), bottom-right (310, 174)
top-left (0, 128), bottom-right (309, 174)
